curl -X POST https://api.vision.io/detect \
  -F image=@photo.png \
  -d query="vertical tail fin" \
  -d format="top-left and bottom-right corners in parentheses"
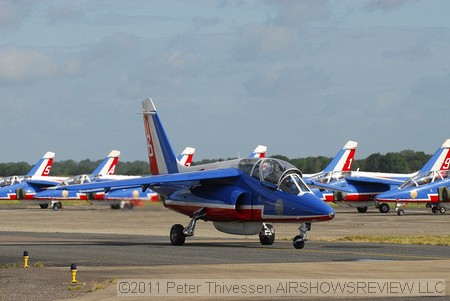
top-left (92, 150), bottom-right (120, 176)
top-left (323, 141), bottom-right (358, 172)
top-left (249, 145), bottom-right (267, 158)
top-left (142, 97), bottom-right (181, 174)
top-left (177, 147), bottom-right (196, 166)
top-left (26, 152), bottom-right (55, 176)
top-left (419, 139), bottom-right (450, 172)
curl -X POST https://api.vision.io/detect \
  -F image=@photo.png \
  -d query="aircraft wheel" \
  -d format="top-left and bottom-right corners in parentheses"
top-left (439, 207), bottom-right (446, 214)
top-left (357, 207), bottom-right (368, 213)
top-left (123, 203), bottom-right (134, 210)
top-left (170, 224), bottom-right (186, 246)
top-left (39, 204), bottom-right (49, 209)
top-left (52, 202), bottom-right (62, 211)
top-left (110, 204), bottom-right (120, 210)
top-left (432, 207), bottom-right (439, 214)
top-left (379, 203), bottom-right (390, 213)
top-left (293, 236), bottom-right (305, 249)
top-left (397, 209), bottom-right (404, 216)
top-left (259, 224), bottom-right (275, 245)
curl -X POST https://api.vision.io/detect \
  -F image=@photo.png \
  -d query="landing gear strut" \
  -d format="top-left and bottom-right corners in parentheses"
top-left (169, 208), bottom-right (206, 246)
top-left (259, 223), bottom-right (275, 245)
top-left (293, 222), bottom-right (310, 249)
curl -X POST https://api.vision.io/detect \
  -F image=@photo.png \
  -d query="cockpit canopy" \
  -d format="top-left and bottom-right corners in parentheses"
top-left (399, 170), bottom-right (450, 189)
top-left (238, 158), bottom-right (311, 195)
top-left (315, 171), bottom-right (351, 184)
top-left (58, 174), bottom-right (91, 187)
top-left (0, 175), bottom-right (23, 187)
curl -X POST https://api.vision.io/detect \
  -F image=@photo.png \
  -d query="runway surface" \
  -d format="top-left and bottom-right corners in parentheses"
top-left (1, 231), bottom-right (449, 267)
top-left (0, 204), bottom-right (449, 300)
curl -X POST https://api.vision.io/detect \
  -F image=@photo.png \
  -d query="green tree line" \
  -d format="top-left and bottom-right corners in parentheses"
top-left (0, 150), bottom-right (431, 177)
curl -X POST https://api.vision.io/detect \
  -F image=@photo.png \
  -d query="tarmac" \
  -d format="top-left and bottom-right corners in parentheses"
top-left (0, 203), bottom-right (449, 300)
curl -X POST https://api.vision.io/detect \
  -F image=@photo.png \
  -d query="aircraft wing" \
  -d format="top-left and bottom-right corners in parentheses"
top-left (309, 181), bottom-right (356, 193)
top-left (26, 179), bottom-right (63, 187)
top-left (55, 168), bottom-right (243, 193)
top-left (344, 176), bottom-right (406, 186)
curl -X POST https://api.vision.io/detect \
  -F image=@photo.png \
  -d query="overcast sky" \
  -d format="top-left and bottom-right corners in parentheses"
top-left (1, 0), bottom-right (449, 164)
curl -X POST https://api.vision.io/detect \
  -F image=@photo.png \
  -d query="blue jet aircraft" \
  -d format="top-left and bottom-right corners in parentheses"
top-left (375, 170), bottom-right (450, 215)
top-left (25, 150), bottom-right (121, 210)
top-left (57, 97), bottom-right (335, 249)
top-left (0, 151), bottom-right (57, 187)
top-left (309, 139), bottom-right (450, 213)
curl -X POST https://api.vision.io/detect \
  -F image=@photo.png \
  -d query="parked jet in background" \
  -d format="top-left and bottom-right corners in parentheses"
top-left (91, 147), bottom-right (196, 209)
top-left (302, 141), bottom-right (360, 209)
top-left (177, 147), bottom-right (196, 167)
top-left (0, 152), bottom-right (58, 187)
top-left (309, 139), bottom-right (450, 213)
top-left (25, 150), bottom-right (121, 210)
top-left (249, 145), bottom-right (267, 158)
top-left (58, 98), bottom-right (335, 249)
top-left (375, 170), bottom-right (450, 215)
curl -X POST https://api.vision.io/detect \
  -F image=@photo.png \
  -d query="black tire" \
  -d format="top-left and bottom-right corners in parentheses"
top-left (39, 204), bottom-right (49, 209)
top-left (379, 203), bottom-right (390, 213)
top-left (357, 207), bottom-right (368, 213)
top-left (52, 202), bottom-right (62, 211)
top-left (397, 209), bottom-right (404, 216)
top-left (170, 224), bottom-right (186, 246)
top-left (259, 225), bottom-right (275, 245)
top-left (432, 207), bottom-right (439, 214)
top-left (439, 207), bottom-right (446, 214)
top-left (123, 203), bottom-right (134, 210)
top-left (110, 204), bottom-right (120, 210)
top-left (293, 235), bottom-right (305, 249)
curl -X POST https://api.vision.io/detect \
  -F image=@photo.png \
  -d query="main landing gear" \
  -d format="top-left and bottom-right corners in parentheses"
top-left (428, 203), bottom-right (446, 214)
top-left (170, 208), bottom-right (206, 246)
top-left (293, 222), bottom-right (310, 249)
top-left (39, 202), bottom-right (62, 211)
top-left (259, 223), bottom-right (275, 245)
top-left (378, 203), bottom-right (390, 213)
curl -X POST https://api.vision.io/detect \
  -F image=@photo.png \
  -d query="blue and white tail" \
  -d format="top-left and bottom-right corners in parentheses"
top-left (419, 139), bottom-right (450, 173)
top-left (323, 141), bottom-right (358, 172)
top-left (177, 147), bottom-right (196, 166)
top-left (142, 98), bottom-right (185, 175)
top-left (26, 151), bottom-right (55, 177)
top-left (92, 150), bottom-right (121, 176)
top-left (249, 145), bottom-right (267, 158)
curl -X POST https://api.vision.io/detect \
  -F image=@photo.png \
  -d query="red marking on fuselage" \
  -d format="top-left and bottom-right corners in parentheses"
top-left (164, 204), bottom-right (332, 223)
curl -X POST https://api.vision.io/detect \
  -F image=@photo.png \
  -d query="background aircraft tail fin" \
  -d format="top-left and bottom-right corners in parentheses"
top-left (323, 141), bottom-right (358, 172)
top-left (92, 150), bottom-right (120, 176)
top-left (249, 145), bottom-right (267, 158)
top-left (142, 97), bottom-right (181, 174)
top-left (26, 151), bottom-right (55, 177)
top-left (177, 147), bottom-right (196, 166)
top-left (419, 139), bottom-right (450, 172)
